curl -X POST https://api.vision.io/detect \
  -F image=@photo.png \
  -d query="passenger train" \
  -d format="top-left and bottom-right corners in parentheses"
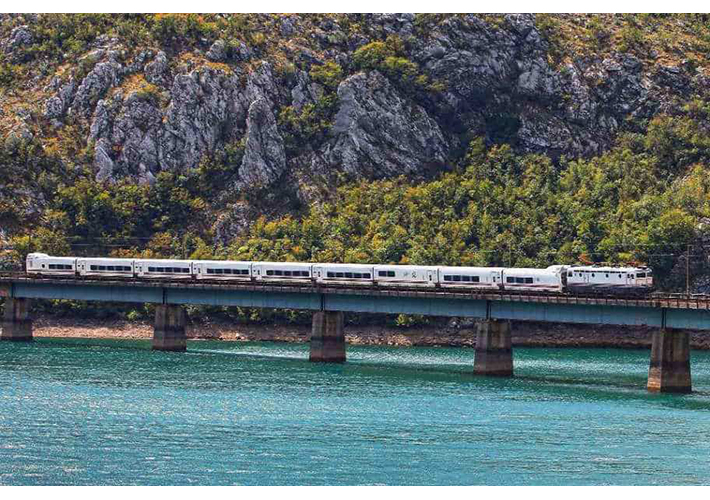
top-left (25, 253), bottom-right (654, 294)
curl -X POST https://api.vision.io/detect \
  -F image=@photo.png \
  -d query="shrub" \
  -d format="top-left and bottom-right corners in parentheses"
top-left (352, 41), bottom-right (395, 70)
top-left (309, 61), bottom-right (343, 90)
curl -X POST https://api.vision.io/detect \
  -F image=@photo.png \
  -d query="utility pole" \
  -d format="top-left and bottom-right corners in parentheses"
top-left (686, 243), bottom-right (690, 296)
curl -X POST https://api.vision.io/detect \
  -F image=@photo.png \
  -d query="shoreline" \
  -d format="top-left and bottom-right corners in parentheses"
top-left (26, 316), bottom-right (710, 350)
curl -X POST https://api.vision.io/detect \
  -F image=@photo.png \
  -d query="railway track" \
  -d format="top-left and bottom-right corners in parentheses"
top-left (2, 271), bottom-right (708, 309)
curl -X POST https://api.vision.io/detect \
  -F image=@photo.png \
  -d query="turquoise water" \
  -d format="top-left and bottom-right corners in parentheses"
top-left (1, 338), bottom-right (710, 485)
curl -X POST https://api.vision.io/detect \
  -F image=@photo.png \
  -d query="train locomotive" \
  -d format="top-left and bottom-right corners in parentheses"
top-left (24, 253), bottom-right (654, 294)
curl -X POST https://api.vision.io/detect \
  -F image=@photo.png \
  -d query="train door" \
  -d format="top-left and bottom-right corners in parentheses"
top-left (427, 270), bottom-right (434, 283)
top-left (626, 272), bottom-right (635, 287)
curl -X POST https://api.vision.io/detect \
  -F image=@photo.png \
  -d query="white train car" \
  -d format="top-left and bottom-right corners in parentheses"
top-left (566, 266), bottom-right (653, 291)
top-left (193, 260), bottom-right (252, 280)
top-left (373, 265), bottom-right (439, 287)
top-left (252, 262), bottom-right (312, 281)
top-left (501, 267), bottom-right (563, 292)
top-left (313, 263), bottom-right (375, 285)
top-left (135, 259), bottom-right (194, 279)
top-left (77, 258), bottom-right (134, 278)
top-left (438, 266), bottom-right (503, 290)
top-left (26, 253), bottom-right (77, 276)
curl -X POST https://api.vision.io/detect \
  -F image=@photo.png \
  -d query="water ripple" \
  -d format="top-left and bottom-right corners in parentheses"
top-left (1, 338), bottom-right (710, 485)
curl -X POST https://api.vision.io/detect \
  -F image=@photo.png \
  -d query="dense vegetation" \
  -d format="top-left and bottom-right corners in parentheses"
top-left (3, 14), bottom-right (710, 325)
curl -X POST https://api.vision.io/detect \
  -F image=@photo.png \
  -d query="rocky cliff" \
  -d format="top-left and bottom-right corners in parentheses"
top-left (1, 14), bottom-right (710, 275)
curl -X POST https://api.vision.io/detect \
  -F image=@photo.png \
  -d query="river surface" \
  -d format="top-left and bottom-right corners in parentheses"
top-left (1, 337), bottom-right (710, 485)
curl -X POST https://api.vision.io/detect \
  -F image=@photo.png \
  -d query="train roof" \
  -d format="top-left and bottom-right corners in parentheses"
top-left (568, 265), bottom-right (651, 272)
top-left (252, 261), bottom-right (313, 266)
top-left (439, 266), bottom-right (505, 272)
top-left (504, 267), bottom-right (561, 275)
top-left (373, 264), bottom-right (440, 270)
top-left (190, 260), bottom-right (252, 265)
top-left (312, 263), bottom-right (374, 268)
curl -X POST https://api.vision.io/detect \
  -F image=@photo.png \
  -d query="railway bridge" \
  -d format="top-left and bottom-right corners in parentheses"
top-left (2, 274), bottom-right (709, 393)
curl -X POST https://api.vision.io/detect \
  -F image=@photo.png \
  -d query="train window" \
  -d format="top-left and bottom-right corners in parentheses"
top-left (387, 271), bottom-right (395, 277)
top-left (444, 275), bottom-right (452, 281)
top-left (461, 275), bottom-right (470, 282)
top-left (363, 273), bottom-right (371, 279)
top-left (327, 272), bottom-right (335, 278)
top-left (242, 270), bottom-right (250, 275)
top-left (568, 272), bottom-right (573, 277)
top-left (618, 274), bottom-right (622, 278)
top-left (334, 272), bottom-right (343, 278)
top-left (107, 266), bottom-right (115, 271)
top-left (215, 269), bottom-right (223, 274)
top-left (266, 270), bottom-right (274, 276)
top-left (49, 264), bottom-right (56, 269)
top-left (378, 271), bottom-right (387, 277)
top-left (149, 267), bottom-right (156, 272)
top-left (605, 274), bottom-right (609, 278)
top-left (637, 272), bottom-right (646, 278)
top-left (207, 269), bottom-right (214, 274)
top-left (506, 277), bottom-right (514, 283)
top-left (453, 275), bottom-right (462, 282)
top-left (515, 277), bottom-right (525, 284)
top-left (472, 276), bottom-right (480, 283)
top-left (183, 268), bottom-right (190, 273)
top-left (591, 273), bottom-right (595, 277)
top-left (353, 273), bottom-right (362, 279)
top-left (91, 265), bottom-right (97, 271)
top-left (525, 277), bottom-right (533, 284)
top-left (275, 270), bottom-right (283, 276)
top-left (283, 270), bottom-right (292, 276)
top-left (344, 272), bottom-right (353, 278)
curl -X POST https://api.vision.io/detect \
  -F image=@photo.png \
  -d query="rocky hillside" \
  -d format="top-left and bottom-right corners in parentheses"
top-left (2, 14), bottom-right (710, 297)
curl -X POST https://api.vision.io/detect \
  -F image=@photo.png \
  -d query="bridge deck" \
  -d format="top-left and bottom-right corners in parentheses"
top-left (3, 273), bottom-right (710, 329)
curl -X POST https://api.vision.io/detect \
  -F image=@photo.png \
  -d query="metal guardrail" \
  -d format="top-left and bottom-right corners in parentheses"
top-left (1, 272), bottom-right (704, 310)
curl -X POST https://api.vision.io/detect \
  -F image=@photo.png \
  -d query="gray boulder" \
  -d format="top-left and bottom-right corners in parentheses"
top-left (72, 61), bottom-right (122, 115)
top-left (239, 98), bottom-right (287, 187)
top-left (159, 66), bottom-right (248, 172)
top-left (319, 71), bottom-right (448, 178)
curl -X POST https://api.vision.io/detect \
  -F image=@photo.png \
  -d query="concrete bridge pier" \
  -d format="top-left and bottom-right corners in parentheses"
top-left (152, 304), bottom-right (187, 352)
top-left (310, 311), bottom-right (346, 363)
top-left (474, 319), bottom-right (513, 376)
top-left (648, 329), bottom-right (691, 393)
top-left (1, 298), bottom-right (32, 341)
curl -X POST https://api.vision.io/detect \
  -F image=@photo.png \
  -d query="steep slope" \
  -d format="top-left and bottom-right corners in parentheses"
top-left (1, 13), bottom-right (710, 292)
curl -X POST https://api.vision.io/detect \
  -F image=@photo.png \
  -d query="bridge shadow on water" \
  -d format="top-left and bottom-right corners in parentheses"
top-left (19, 337), bottom-right (710, 411)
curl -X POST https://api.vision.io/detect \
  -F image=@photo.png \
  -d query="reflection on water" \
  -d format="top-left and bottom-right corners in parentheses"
top-left (1, 337), bottom-right (710, 485)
